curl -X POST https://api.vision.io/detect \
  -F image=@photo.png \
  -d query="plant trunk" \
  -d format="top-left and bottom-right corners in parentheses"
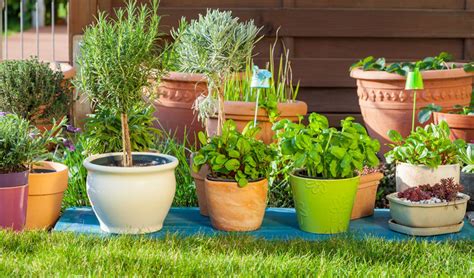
top-left (216, 83), bottom-right (226, 135)
top-left (121, 113), bottom-right (133, 167)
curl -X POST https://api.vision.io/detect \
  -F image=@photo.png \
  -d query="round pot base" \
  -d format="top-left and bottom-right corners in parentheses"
top-left (100, 224), bottom-right (163, 235)
top-left (388, 219), bottom-right (464, 236)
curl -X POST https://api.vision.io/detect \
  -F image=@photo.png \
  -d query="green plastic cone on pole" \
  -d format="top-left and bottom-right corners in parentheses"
top-left (405, 67), bottom-right (424, 90)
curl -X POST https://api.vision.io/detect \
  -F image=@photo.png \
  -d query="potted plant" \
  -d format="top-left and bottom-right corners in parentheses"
top-left (192, 120), bottom-right (274, 231)
top-left (0, 58), bottom-right (72, 130)
top-left (387, 178), bottom-right (469, 236)
top-left (385, 121), bottom-right (465, 192)
top-left (273, 113), bottom-right (380, 234)
top-left (351, 166), bottom-right (384, 220)
top-left (0, 113), bottom-right (63, 231)
top-left (459, 144), bottom-right (473, 211)
top-left (75, 0), bottom-right (178, 234)
top-left (350, 53), bottom-right (474, 154)
top-left (418, 103), bottom-right (474, 143)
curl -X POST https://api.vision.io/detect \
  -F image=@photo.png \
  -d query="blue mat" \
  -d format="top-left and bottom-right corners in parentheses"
top-left (53, 207), bottom-right (474, 241)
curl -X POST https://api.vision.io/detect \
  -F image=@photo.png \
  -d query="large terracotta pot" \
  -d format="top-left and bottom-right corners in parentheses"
top-left (26, 162), bottom-right (68, 230)
top-left (350, 68), bottom-right (473, 154)
top-left (0, 171), bottom-right (29, 231)
top-left (190, 153), bottom-right (209, 216)
top-left (150, 72), bottom-right (207, 144)
top-left (351, 172), bottom-right (384, 220)
top-left (434, 112), bottom-right (474, 143)
top-left (207, 101), bottom-right (308, 144)
top-left (205, 177), bottom-right (268, 231)
top-left (396, 163), bottom-right (460, 192)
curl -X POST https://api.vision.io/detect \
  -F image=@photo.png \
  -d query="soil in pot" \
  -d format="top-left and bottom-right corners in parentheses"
top-left (290, 171), bottom-right (359, 234)
top-left (351, 172), bottom-right (384, 220)
top-left (205, 176), bottom-right (267, 232)
top-left (434, 112), bottom-right (474, 143)
top-left (190, 153), bottom-right (209, 216)
top-left (84, 152), bottom-right (178, 234)
top-left (461, 172), bottom-right (474, 211)
top-left (26, 162), bottom-right (68, 230)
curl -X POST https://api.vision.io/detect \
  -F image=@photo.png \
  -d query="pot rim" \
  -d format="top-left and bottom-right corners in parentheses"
top-left (30, 161), bottom-right (68, 175)
top-left (205, 176), bottom-right (268, 185)
top-left (397, 162), bottom-right (460, 169)
top-left (209, 100), bottom-right (308, 118)
top-left (434, 111), bottom-right (474, 118)
top-left (83, 152), bottom-right (179, 174)
top-left (205, 175), bottom-right (266, 183)
top-left (162, 71), bottom-right (207, 83)
top-left (350, 65), bottom-right (474, 80)
top-left (290, 170), bottom-right (360, 182)
top-left (387, 192), bottom-right (470, 207)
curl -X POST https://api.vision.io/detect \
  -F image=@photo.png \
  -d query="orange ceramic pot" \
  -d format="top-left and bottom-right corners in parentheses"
top-left (149, 72), bottom-right (207, 144)
top-left (206, 101), bottom-right (308, 144)
top-left (434, 112), bottom-right (474, 143)
top-left (205, 177), bottom-right (268, 231)
top-left (351, 172), bottom-right (384, 220)
top-left (26, 161), bottom-right (68, 230)
top-left (190, 153), bottom-right (209, 216)
top-left (350, 67), bottom-right (473, 154)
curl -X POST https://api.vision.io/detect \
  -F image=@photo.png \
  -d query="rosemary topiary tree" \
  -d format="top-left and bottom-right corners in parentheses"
top-left (74, 0), bottom-right (163, 167)
top-left (171, 10), bottom-right (261, 134)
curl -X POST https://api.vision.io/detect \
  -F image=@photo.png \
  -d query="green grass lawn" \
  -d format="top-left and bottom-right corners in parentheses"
top-left (0, 231), bottom-right (472, 276)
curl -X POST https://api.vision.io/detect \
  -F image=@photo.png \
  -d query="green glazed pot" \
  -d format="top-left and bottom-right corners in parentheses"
top-left (290, 172), bottom-right (360, 234)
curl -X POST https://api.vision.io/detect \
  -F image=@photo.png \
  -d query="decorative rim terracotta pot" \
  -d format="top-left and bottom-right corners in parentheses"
top-left (206, 100), bottom-right (308, 144)
top-left (205, 177), bottom-right (268, 231)
top-left (395, 163), bottom-right (460, 192)
top-left (290, 171), bottom-right (359, 234)
top-left (350, 67), bottom-right (473, 154)
top-left (190, 153), bottom-right (209, 216)
top-left (149, 72), bottom-right (207, 144)
top-left (0, 184), bottom-right (28, 231)
top-left (26, 161), bottom-right (68, 230)
top-left (461, 172), bottom-right (474, 211)
top-left (387, 192), bottom-right (469, 228)
top-left (351, 172), bottom-right (384, 220)
top-left (434, 112), bottom-right (474, 143)
top-left (84, 152), bottom-right (178, 234)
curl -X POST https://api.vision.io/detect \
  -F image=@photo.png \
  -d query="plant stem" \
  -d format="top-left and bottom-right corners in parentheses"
top-left (411, 91), bottom-right (417, 133)
top-left (121, 113), bottom-right (133, 167)
top-left (216, 78), bottom-right (226, 135)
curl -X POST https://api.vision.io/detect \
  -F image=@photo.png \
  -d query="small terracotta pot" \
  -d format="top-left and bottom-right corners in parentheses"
top-left (0, 184), bottom-right (28, 231)
top-left (206, 101), bottom-right (308, 144)
top-left (351, 172), bottom-right (384, 220)
top-left (350, 67), bottom-right (473, 154)
top-left (434, 112), bottom-right (474, 143)
top-left (205, 177), bottom-right (268, 231)
top-left (190, 153), bottom-right (209, 216)
top-left (26, 162), bottom-right (68, 230)
top-left (149, 72), bottom-right (207, 144)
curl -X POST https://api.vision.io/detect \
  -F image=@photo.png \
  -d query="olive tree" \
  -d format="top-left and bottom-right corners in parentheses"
top-left (75, 0), bottom-right (162, 167)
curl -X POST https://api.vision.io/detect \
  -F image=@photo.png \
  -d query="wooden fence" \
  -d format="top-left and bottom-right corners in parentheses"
top-left (69, 0), bottom-right (474, 125)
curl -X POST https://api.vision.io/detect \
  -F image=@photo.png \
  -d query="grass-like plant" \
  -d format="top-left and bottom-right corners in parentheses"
top-left (0, 58), bottom-right (71, 123)
top-left (74, 0), bottom-right (163, 167)
top-left (171, 10), bottom-right (261, 134)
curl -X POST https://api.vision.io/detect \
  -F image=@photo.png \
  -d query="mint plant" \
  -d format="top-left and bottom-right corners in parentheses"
top-left (272, 113), bottom-right (380, 179)
top-left (385, 121), bottom-right (465, 168)
top-left (192, 120), bottom-right (274, 186)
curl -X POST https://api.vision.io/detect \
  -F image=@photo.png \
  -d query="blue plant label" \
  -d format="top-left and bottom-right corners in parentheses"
top-left (251, 66), bottom-right (271, 89)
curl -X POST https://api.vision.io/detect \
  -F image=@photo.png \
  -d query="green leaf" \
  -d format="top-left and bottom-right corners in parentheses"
top-left (330, 146), bottom-right (346, 159)
top-left (228, 149), bottom-right (240, 158)
top-left (198, 132), bottom-right (208, 145)
top-left (224, 159), bottom-right (240, 171)
top-left (387, 130), bottom-right (403, 143)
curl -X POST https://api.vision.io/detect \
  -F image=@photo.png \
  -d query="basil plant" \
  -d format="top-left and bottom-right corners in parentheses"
top-left (193, 120), bottom-right (275, 187)
top-left (272, 113), bottom-right (380, 179)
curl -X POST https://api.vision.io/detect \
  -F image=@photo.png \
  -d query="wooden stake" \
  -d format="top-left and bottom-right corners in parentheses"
top-left (121, 113), bottom-right (133, 167)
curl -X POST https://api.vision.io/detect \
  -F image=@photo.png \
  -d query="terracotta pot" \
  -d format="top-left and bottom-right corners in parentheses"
top-left (206, 101), bottom-right (308, 144)
top-left (387, 192), bottom-right (469, 228)
top-left (351, 172), bottom-right (384, 220)
top-left (0, 175), bottom-right (28, 231)
top-left (205, 177), bottom-right (268, 231)
top-left (149, 72), bottom-right (207, 144)
top-left (190, 153), bottom-right (209, 216)
top-left (434, 112), bottom-right (474, 143)
top-left (461, 172), bottom-right (474, 211)
top-left (350, 67), bottom-right (473, 154)
top-left (26, 162), bottom-right (68, 230)
top-left (396, 163), bottom-right (460, 192)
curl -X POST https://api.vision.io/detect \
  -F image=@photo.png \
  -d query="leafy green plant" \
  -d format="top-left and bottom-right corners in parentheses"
top-left (418, 103), bottom-right (473, 124)
top-left (272, 113), bottom-right (380, 179)
top-left (74, 0), bottom-right (163, 166)
top-left (350, 52), bottom-right (473, 76)
top-left (82, 105), bottom-right (160, 155)
top-left (171, 9), bottom-right (262, 133)
top-left (0, 113), bottom-right (65, 173)
top-left (385, 121), bottom-right (465, 168)
top-left (458, 144), bottom-right (474, 174)
top-left (193, 120), bottom-right (274, 186)
top-left (0, 58), bottom-right (71, 123)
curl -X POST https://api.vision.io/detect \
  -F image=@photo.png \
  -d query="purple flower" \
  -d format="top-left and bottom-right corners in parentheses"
top-left (63, 139), bottom-right (76, 152)
top-left (66, 124), bottom-right (81, 134)
top-left (0, 112), bottom-right (8, 117)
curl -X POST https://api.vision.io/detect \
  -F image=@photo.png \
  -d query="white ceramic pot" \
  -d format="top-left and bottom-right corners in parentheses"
top-left (395, 163), bottom-right (460, 192)
top-left (84, 152), bottom-right (178, 234)
top-left (387, 192), bottom-right (469, 228)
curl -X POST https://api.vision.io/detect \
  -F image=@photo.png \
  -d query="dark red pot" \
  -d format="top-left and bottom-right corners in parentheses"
top-left (0, 170), bottom-right (29, 188)
top-left (0, 184), bottom-right (28, 231)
